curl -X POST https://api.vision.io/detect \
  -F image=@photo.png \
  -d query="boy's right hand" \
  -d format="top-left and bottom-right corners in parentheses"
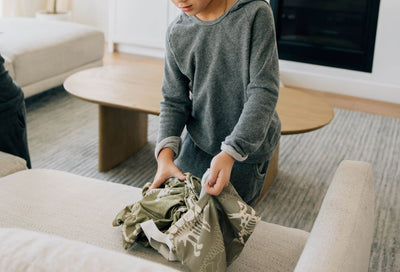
top-left (150, 148), bottom-right (186, 190)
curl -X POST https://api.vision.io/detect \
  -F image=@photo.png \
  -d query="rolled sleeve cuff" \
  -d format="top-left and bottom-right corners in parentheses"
top-left (221, 142), bottom-right (248, 162)
top-left (155, 136), bottom-right (182, 160)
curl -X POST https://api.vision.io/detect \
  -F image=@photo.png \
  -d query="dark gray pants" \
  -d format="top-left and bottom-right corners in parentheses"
top-left (175, 134), bottom-right (269, 206)
top-left (0, 54), bottom-right (31, 168)
top-left (0, 102), bottom-right (31, 168)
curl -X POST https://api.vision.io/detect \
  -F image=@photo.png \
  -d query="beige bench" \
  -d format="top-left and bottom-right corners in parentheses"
top-left (0, 18), bottom-right (104, 98)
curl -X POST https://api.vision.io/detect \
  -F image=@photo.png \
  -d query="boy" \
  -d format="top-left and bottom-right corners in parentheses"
top-left (0, 54), bottom-right (31, 168)
top-left (151, 0), bottom-right (280, 205)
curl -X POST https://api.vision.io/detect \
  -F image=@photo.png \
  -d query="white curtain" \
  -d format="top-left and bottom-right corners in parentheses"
top-left (0, 0), bottom-right (70, 17)
top-left (46, 0), bottom-right (70, 12)
top-left (1, 0), bottom-right (46, 17)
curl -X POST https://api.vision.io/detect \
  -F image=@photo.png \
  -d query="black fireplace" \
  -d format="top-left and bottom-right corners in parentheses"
top-left (269, 0), bottom-right (381, 72)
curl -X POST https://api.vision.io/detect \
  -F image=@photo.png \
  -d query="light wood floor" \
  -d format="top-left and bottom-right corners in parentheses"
top-left (103, 49), bottom-right (400, 119)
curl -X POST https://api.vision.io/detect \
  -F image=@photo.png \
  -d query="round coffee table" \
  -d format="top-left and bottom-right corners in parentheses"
top-left (64, 65), bottom-right (334, 198)
top-left (258, 86), bottom-right (334, 204)
top-left (64, 65), bottom-right (163, 172)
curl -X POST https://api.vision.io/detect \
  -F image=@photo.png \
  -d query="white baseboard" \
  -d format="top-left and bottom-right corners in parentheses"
top-left (113, 43), bottom-right (165, 59)
top-left (280, 68), bottom-right (400, 104)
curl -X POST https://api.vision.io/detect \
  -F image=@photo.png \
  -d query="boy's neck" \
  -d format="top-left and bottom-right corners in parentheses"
top-left (196, 0), bottom-right (234, 22)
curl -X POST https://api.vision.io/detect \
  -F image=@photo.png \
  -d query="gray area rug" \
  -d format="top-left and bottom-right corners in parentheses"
top-left (25, 87), bottom-right (399, 271)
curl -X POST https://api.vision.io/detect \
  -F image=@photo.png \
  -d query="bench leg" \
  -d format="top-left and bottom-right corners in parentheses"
top-left (254, 141), bottom-right (280, 206)
top-left (98, 105), bottom-right (148, 172)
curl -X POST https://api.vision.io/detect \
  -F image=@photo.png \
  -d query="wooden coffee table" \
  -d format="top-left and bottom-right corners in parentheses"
top-left (258, 85), bottom-right (334, 203)
top-left (64, 65), bottom-right (163, 172)
top-left (64, 65), bottom-right (333, 197)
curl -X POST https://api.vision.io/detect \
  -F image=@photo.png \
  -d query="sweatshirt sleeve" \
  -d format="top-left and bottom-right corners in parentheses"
top-left (0, 55), bottom-right (24, 106)
top-left (222, 5), bottom-right (280, 161)
top-left (155, 31), bottom-right (192, 159)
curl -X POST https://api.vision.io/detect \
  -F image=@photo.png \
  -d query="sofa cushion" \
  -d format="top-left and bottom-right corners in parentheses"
top-left (0, 18), bottom-right (104, 96)
top-left (0, 151), bottom-right (27, 177)
top-left (231, 221), bottom-right (309, 271)
top-left (0, 169), bottom-right (309, 271)
top-left (0, 169), bottom-right (186, 270)
top-left (0, 228), bottom-right (179, 272)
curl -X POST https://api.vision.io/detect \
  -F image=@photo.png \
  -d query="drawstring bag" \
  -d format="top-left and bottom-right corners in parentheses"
top-left (113, 170), bottom-right (260, 272)
top-left (112, 173), bottom-right (202, 248)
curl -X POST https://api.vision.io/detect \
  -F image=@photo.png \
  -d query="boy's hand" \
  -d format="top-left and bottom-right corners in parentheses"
top-left (205, 151), bottom-right (235, 196)
top-left (150, 148), bottom-right (186, 190)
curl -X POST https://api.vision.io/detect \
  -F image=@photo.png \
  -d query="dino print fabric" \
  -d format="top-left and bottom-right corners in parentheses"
top-left (113, 172), bottom-right (260, 272)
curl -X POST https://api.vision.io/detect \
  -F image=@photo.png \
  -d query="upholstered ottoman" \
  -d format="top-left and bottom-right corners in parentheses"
top-left (0, 151), bottom-right (27, 177)
top-left (0, 18), bottom-right (104, 98)
top-left (0, 158), bottom-right (374, 271)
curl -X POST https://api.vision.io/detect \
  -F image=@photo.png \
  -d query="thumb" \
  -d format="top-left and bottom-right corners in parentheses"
top-left (177, 171), bottom-right (186, 181)
top-left (208, 167), bottom-right (218, 186)
top-left (150, 176), bottom-right (164, 189)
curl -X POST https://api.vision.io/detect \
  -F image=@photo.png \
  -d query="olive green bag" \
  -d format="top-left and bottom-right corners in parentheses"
top-left (113, 170), bottom-right (260, 272)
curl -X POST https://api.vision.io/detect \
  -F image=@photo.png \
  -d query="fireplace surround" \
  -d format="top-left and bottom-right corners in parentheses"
top-left (270, 0), bottom-right (381, 72)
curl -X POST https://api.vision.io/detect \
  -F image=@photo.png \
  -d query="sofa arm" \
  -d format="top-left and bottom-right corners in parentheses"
top-left (0, 151), bottom-right (28, 178)
top-left (294, 160), bottom-right (374, 272)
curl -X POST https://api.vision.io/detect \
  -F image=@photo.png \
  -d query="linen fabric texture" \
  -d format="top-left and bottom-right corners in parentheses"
top-left (0, 18), bottom-right (104, 98)
top-left (0, 228), bottom-right (179, 272)
top-left (113, 172), bottom-right (260, 272)
top-left (0, 151), bottom-right (27, 177)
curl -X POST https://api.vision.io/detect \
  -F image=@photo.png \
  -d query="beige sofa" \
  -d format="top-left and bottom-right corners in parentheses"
top-left (0, 151), bottom-right (374, 271)
top-left (0, 18), bottom-right (104, 98)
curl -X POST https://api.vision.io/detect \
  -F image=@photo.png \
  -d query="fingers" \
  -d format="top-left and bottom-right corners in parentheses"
top-left (205, 168), bottom-right (229, 196)
top-left (206, 151), bottom-right (234, 196)
top-left (204, 175), bottom-right (228, 196)
top-left (149, 175), bottom-right (165, 190)
top-left (176, 171), bottom-right (186, 181)
top-left (150, 167), bottom-right (186, 190)
top-left (207, 166), bottom-right (218, 186)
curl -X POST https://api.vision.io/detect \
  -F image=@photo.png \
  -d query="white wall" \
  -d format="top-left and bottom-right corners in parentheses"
top-left (70, 0), bottom-right (400, 104)
top-left (279, 0), bottom-right (400, 104)
top-left (70, 0), bottom-right (109, 39)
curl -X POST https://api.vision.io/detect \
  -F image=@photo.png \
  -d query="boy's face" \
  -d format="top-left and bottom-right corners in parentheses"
top-left (171, 0), bottom-right (219, 18)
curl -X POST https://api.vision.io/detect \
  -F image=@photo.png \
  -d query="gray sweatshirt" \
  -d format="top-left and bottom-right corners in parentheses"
top-left (156, 0), bottom-right (281, 163)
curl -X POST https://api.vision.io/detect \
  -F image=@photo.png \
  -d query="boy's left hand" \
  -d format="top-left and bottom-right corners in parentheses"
top-left (205, 151), bottom-right (235, 196)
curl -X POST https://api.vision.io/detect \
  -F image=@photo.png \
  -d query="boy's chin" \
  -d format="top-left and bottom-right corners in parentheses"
top-left (184, 11), bottom-right (197, 16)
